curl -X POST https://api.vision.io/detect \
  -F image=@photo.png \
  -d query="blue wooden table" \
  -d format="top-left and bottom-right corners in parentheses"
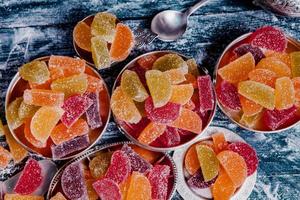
top-left (1, 0), bottom-right (300, 199)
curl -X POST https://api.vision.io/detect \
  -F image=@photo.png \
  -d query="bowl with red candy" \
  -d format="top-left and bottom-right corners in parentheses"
top-left (215, 26), bottom-right (300, 132)
top-left (111, 51), bottom-right (217, 151)
top-left (5, 55), bottom-right (111, 160)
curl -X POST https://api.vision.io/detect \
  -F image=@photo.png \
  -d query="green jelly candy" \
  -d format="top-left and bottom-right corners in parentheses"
top-left (91, 12), bottom-right (117, 43)
top-left (6, 97), bottom-right (23, 129)
top-left (153, 54), bottom-right (188, 73)
top-left (91, 36), bottom-right (111, 69)
top-left (19, 60), bottom-right (50, 84)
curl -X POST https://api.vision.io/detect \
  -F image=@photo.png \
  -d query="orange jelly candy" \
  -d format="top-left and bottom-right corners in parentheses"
top-left (293, 77), bottom-right (300, 102)
top-left (120, 175), bottom-right (131, 200)
top-left (126, 172), bottom-right (151, 200)
top-left (85, 179), bottom-right (98, 200)
top-left (212, 132), bottom-right (228, 154)
top-left (183, 73), bottom-right (197, 88)
top-left (131, 145), bottom-right (159, 163)
top-left (212, 168), bottom-right (235, 200)
top-left (248, 68), bottom-right (277, 88)
top-left (110, 23), bottom-right (134, 62)
top-left (29, 79), bottom-right (52, 90)
top-left (169, 84), bottom-right (194, 105)
top-left (218, 52), bottom-right (255, 83)
top-left (4, 194), bottom-right (44, 200)
top-left (163, 68), bottom-right (186, 84)
top-left (185, 144), bottom-right (200, 175)
top-left (50, 192), bottom-right (67, 200)
top-left (0, 119), bottom-right (4, 136)
top-left (23, 89), bottom-right (64, 107)
top-left (217, 150), bottom-right (247, 188)
top-left (87, 75), bottom-right (103, 92)
top-left (265, 50), bottom-right (291, 67)
top-left (137, 54), bottom-right (157, 70)
top-left (138, 122), bottom-right (166, 145)
top-left (239, 95), bottom-right (263, 117)
top-left (73, 21), bottom-right (92, 52)
top-left (24, 118), bottom-right (46, 148)
top-left (275, 77), bottom-right (295, 110)
top-left (0, 146), bottom-right (12, 169)
top-left (256, 57), bottom-right (291, 77)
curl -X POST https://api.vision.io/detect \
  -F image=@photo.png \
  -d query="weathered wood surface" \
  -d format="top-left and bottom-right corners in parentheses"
top-left (0, 0), bottom-right (300, 199)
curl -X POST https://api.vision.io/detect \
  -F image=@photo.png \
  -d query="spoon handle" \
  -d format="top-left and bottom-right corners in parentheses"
top-left (185, 0), bottom-right (210, 17)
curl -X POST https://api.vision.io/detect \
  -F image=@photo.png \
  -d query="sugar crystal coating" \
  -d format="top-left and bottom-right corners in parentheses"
top-left (19, 60), bottom-right (50, 84)
top-left (234, 43), bottom-right (265, 64)
top-left (126, 172), bottom-right (151, 200)
top-left (91, 12), bottom-right (116, 42)
top-left (0, 119), bottom-right (4, 136)
top-left (212, 132), bottom-right (228, 154)
top-left (153, 54), bottom-right (188, 73)
top-left (18, 100), bottom-right (39, 120)
top-left (91, 36), bottom-right (111, 69)
top-left (155, 127), bottom-right (181, 147)
top-left (256, 57), bottom-right (291, 77)
top-left (23, 89), bottom-right (64, 107)
top-left (0, 146), bottom-right (12, 169)
top-left (275, 77), bottom-right (295, 110)
top-left (169, 84), bottom-right (194, 105)
top-left (187, 169), bottom-right (217, 189)
top-left (138, 122), bottom-right (166, 145)
top-left (248, 68), bottom-right (277, 88)
top-left (89, 152), bottom-right (112, 179)
top-left (73, 21), bottom-right (92, 52)
top-left (92, 178), bottom-right (121, 200)
top-left (85, 92), bottom-right (102, 129)
top-left (163, 68), bottom-right (186, 84)
top-left (290, 51), bottom-right (300, 77)
top-left (86, 75), bottom-right (103, 93)
top-left (6, 97), bottom-right (24, 129)
top-left (4, 194), bottom-right (44, 200)
top-left (216, 81), bottom-right (241, 111)
top-left (85, 179), bottom-right (98, 200)
top-left (24, 118), bottom-right (46, 148)
top-left (50, 192), bottom-right (67, 200)
top-left (239, 95), bottom-right (263, 117)
top-left (147, 165), bottom-right (170, 200)
top-left (198, 75), bottom-right (215, 113)
top-left (265, 50), bottom-right (291, 67)
top-left (137, 54), bottom-right (158, 70)
top-left (293, 77), bottom-right (300, 102)
top-left (240, 112), bottom-right (262, 129)
top-left (212, 168), bottom-right (235, 200)
top-left (185, 144), bottom-right (200, 176)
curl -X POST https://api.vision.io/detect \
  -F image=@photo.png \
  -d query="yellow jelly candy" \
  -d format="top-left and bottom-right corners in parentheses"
top-left (238, 80), bottom-right (275, 110)
top-left (290, 51), bottom-right (300, 77)
top-left (218, 52), bottom-right (255, 83)
top-left (138, 122), bottom-right (166, 144)
top-left (153, 54), bottom-right (188, 73)
top-left (111, 87), bottom-right (142, 124)
top-left (19, 60), bottom-right (50, 84)
top-left (18, 100), bottom-right (39, 120)
top-left (4, 194), bottom-right (44, 200)
top-left (0, 146), bottom-right (12, 169)
top-left (240, 112), bottom-right (262, 129)
top-left (169, 84), bottom-right (194, 105)
top-left (146, 70), bottom-right (172, 108)
top-left (265, 50), bottom-right (291, 67)
top-left (126, 172), bottom-right (151, 200)
top-left (91, 36), bottom-right (111, 69)
top-left (50, 192), bottom-right (67, 200)
top-left (6, 97), bottom-right (23, 129)
top-left (0, 119), bottom-right (4, 136)
top-left (239, 95), bottom-right (263, 117)
top-left (91, 12), bottom-right (116, 42)
top-left (31, 106), bottom-right (64, 143)
top-left (212, 168), bottom-right (235, 200)
top-left (73, 21), bottom-right (92, 52)
top-left (275, 77), bottom-right (295, 110)
top-left (163, 68), bottom-right (186, 84)
top-left (121, 70), bottom-right (149, 102)
top-left (85, 179), bottom-right (98, 200)
top-left (256, 57), bottom-right (291, 77)
top-left (293, 77), bottom-right (300, 102)
top-left (186, 58), bottom-right (199, 76)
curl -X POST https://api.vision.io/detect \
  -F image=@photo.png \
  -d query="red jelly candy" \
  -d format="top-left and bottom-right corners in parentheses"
top-left (197, 75), bottom-right (214, 113)
top-left (14, 158), bottom-right (42, 195)
top-left (105, 150), bottom-right (131, 184)
top-left (233, 43), bottom-right (265, 64)
top-left (228, 142), bottom-right (258, 176)
top-left (216, 81), bottom-right (241, 111)
top-left (137, 54), bottom-right (158, 70)
top-left (145, 97), bottom-right (181, 124)
top-left (85, 92), bottom-right (102, 129)
top-left (155, 127), bottom-right (181, 147)
top-left (187, 169), bottom-right (217, 189)
top-left (249, 26), bottom-right (287, 52)
top-left (147, 165), bottom-right (170, 200)
top-left (92, 178), bottom-right (121, 200)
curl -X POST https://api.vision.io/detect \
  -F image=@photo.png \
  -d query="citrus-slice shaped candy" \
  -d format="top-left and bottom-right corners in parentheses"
top-left (212, 132), bottom-right (228, 154)
top-left (93, 178), bottom-right (122, 200)
top-left (147, 165), bottom-right (170, 200)
top-left (0, 146), bottom-right (12, 169)
top-left (18, 101), bottom-right (39, 120)
top-left (4, 194), bottom-right (44, 200)
top-left (265, 50), bottom-right (291, 67)
top-left (73, 21), bottom-right (92, 52)
top-left (248, 68), bottom-right (277, 88)
top-left (212, 168), bottom-right (235, 200)
top-left (290, 51), bottom-right (300, 77)
top-left (163, 68), bottom-right (186, 84)
top-left (216, 81), bottom-right (241, 111)
top-left (185, 144), bottom-right (200, 176)
top-left (256, 57), bottom-right (291, 77)
top-left (153, 53), bottom-right (188, 73)
top-left (50, 192), bottom-right (67, 200)
top-left (239, 95), bottom-right (263, 117)
top-left (138, 122), bottom-right (166, 145)
top-left (126, 172), bottom-right (151, 200)
top-left (24, 119), bottom-right (46, 148)
top-left (186, 58), bottom-right (199, 76)
top-left (6, 97), bottom-right (24, 129)
top-left (89, 152), bottom-right (112, 179)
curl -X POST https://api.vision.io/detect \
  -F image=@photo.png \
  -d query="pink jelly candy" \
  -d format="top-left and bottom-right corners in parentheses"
top-left (216, 81), bottom-right (241, 111)
top-left (51, 135), bottom-right (90, 159)
top-left (233, 44), bottom-right (265, 64)
top-left (92, 178), bottom-right (121, 200)
top-left (187, 169), bottom-right (217, 189)
top-left (14, 159), bottom-right (42, 195)
top-left (228, 142), bottom-right (258, 176)
top-left (105, 150), bottom-right (131, 184)
top-left (147, 165), bottom-right (171, 200)
top-left (145, 97), bottom-right (181, 124)
top-left (154, 127), bottom-right (181, 147)
top-left (61, 94), bottom-right (93, 128)
top-left (249, 26), bottom-right (287, 52)
top-left (197, 75), bottom-right (214, 113)
top-left (61, 162), bottom-right (87, 199)
top-left (85, 92), bottom-right (102, 129)
top-left (121, 144), bottom-right (152, 174)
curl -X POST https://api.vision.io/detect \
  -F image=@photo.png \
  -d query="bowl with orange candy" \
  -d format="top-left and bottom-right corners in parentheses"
top-left (174, 126), bottom-right (258, 200)
top-left (73, 12), bottom-right (135, 69)
top-left (5, 55), bottom-right (110, 160)
top-left (215, 26), bottom-right (300, 132)
top-left (111, 51), bottom-right (217, 151)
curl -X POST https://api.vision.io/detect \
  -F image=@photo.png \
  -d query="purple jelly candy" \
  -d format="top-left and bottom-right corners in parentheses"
top-left (93, 178), bottom-right (121, 200)
top-left (216, 80), bottom-right (241, 111)
top-left (234, 44), bottom-right (265, 64)
top-left (121, 144), bottom-right (152, 174)
top-left (61, 94), bottom-right (93, 128)
top-left (51, 135), bottom-right (90, 159)
top-left (197, 75), bottom-right (215, 113)
top-left (156, 127), bottom-right (180, 147)
top-left (61, 162), bottom-right (87, 199)
top-left (148, 165), bottom-right (171, 200)
top-left (187, 169), bottom-right (217, 189)
top-left (85, 92), bottom-right (102, 129)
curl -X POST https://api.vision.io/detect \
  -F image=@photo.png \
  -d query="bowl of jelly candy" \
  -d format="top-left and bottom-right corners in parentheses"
top-left (46, 141), bottom-right (178, 200)
top-left (215, 26), bottom-right (300, 133)
top-left (111, 51), bottom-right (217, 151)
top-left (73, 12), bottom-right (135, 69)
top-left (5, 55), bottom-right (111, 160)
top-left (174, 126), bottom-right (258, 200)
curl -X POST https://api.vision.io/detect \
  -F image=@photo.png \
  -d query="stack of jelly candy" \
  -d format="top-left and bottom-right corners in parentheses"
top-left (51, 144), bottom-right (174, 200)
top-left (217, 26), bottom-right (300, 131)
top-left (184, 132), bottom-right (258, 200)
top-left (73, 12), bottom-right (135, 69)
top-left (6, 55), bottom-right (105, 159)
top-left (111, 53), bottom-right (215, 148)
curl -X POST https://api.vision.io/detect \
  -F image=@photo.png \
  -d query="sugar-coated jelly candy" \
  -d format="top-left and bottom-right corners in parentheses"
top-left (4, 194), bottom-right (44, 200)
top-left (4, 126), bottom-right (28, 163)
top-left (131, 146), bottom-right (160, 163)
top-left (169, 108), bottom-right (202, 134)
top-left (183, 99), bottom-right (196, 110)
top-left (92, 178), bottom-right (121, 200)
top-left (73, 21), bottom-right (92, 52)
top-left (198, 75), bottom-right (215, 113)
top-left (262, 105), bottom-right (298, 130)
top-left (240, 112), bottom-right (262, 129)
top-left (61, 94), bottom-right (93, 127)
top-left (196, 144), bottom-right (219, 181)
top-left (50, 192), bottom-right (66, 200)
top-left (0, 119), bottom-right (4, 136)
top-left (61, 162), bottom-right (87, 199)
top-left (29, 79), bottom-right (51, 90)
top-left (155, 127), bottom-right (180, 147)
top-left (238, 80), bottom-right (275, 110)
top-left (87, 75), bottom-right (103, 92)
top-left (218, 52), bottom-right (255, 83)
top-left (186, 58), bottom-right (199, 76)
top-left (146, 70), bottom-right (172, 108)
top-left (275, 77), bottom-right (295, 110)
top-left (153, 54), bottom-right (188, 73)
top-left (137, 54), bottom-right (158, 70)
top-left (183, 73), bottom-right (197, 88)
top-left (239, 95), bottom-right (263, 117)
top-left (110, 23), bottom-right (134, 62)
top-left (6, 97), bottom-right (23, 129)
top-left (163, 68), bottom-right (186, 84)
top-left (217, 150), bottom-right (247, 188)
top-left (212, 168), bottom-right (235, 200)
top-left (105, 150), bottom-right (131, 184)
top-left (91, 36), bottom-right (111, 69)
top-left (249, 26), bottom-right (287, 52)
top-left (85, 92), bottom-right (102, 129)
top-left (185, 144), bottom-right (200, 176)
top-left (212, 133), bottom-right (228, 154)
top-left (217, 81), bottom-right (241, 111)
top-left (89, 152), bottom-right (112, 179)
top-left (126, 172), bottom-right (151, 200)
top-left (121, 144), bottom-right (152, 174)
top-left (31, 106), bottom-right (64, 143)
top-left (111, 87), bottom-right (142, 124)
top-left (169, 84), bottom-right (194, 105)
top-left (228, 142), bottom-right (258, 176)
top-left (19, 60), bottom-right (50, 84)
top-left (51, 134), bottom-right (90, 159)
top-left (188, 169), bottom-right (217, 189)
top-left (91, 12), bottom-right (116, 42)
top-left (119, 175), bottom-right (131, 200)
top-left (0, 146), bottom-right (12, 169)
top-left (23, 89), bottom-right (64, 107)
top-left (148, 165), bottom-right (170, 200)
top-left (85, 179), bottom-right (98, 200)
top-left (256, 57), bottom-right (291, 77)
top-left (145, 97), bottom-right (180, 124)
top-left (293, 77), bottom-right (300, 102)
top-left (51, 74), bottom-right (88, 97)
top-left (234, 43), bottom-right (265, 64)
top-left (24, 119), bottom-right (46, 148)
top-left (18, 100), bottom-right (39, 120)
top-left (138, 122), bottom-right (166, 145)
top-left (265, 50), bottom-right (291, 67)
top-left (121, 70), bottom-right (148, 102)
top-left (290, 51), bottom-right (300, 77)
top-left (14, 159), bottom-right (42, 195)
top-left (248, 68), bottom-right (277, 88)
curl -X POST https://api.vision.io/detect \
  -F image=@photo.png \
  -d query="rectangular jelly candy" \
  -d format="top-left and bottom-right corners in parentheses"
top-left (51, 135), bottom-right (90, 159)
top-left (290, 52), bottom-right (300, 77)
top-left (197, 75), bottom-right (214, 113)
top-left (85, 92), bottom-right (102, 129)
top-left (147, 165), bottom-right (170, 200)
top-left (23, 89), bottom-right (64, 107)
